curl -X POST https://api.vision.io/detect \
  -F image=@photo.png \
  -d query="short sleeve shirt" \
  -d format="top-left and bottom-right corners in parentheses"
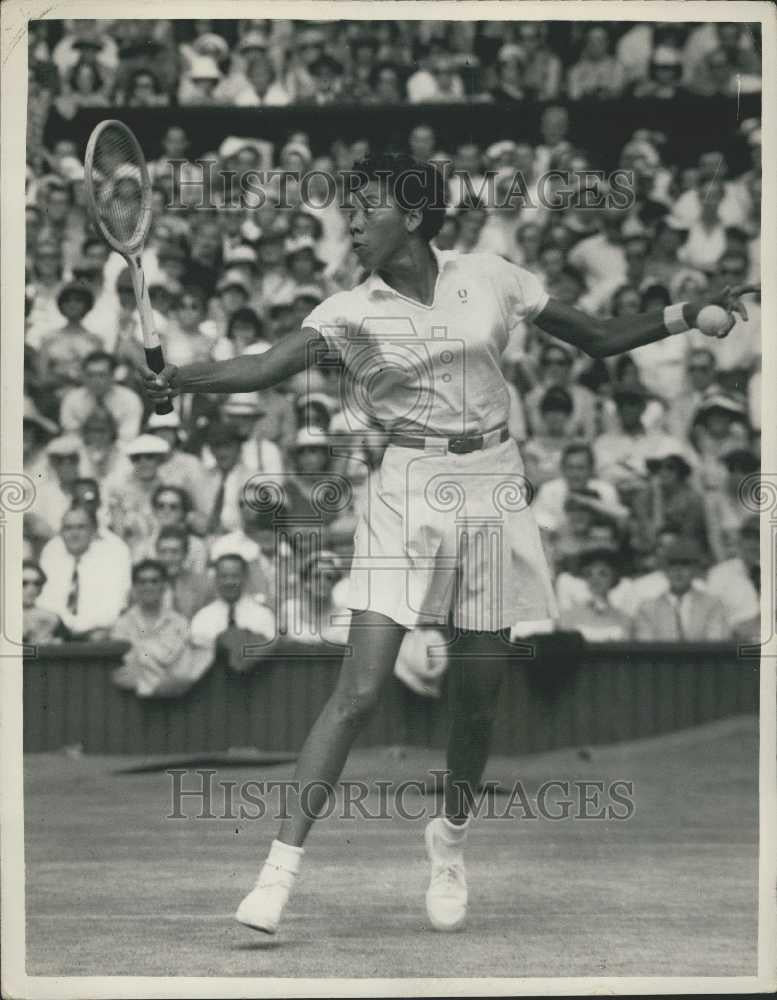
top-left (302, 248), bottom-right (548, 436)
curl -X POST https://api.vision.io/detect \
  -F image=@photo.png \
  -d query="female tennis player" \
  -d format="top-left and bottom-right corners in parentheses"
top-left (142, 154), bottom-right (755, 936)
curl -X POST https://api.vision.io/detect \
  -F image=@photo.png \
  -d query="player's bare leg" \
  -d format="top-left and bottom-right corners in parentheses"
top-left (425, 628), bottom-right (508, 931)
top-left (235, 611), bottom-right (406, 933)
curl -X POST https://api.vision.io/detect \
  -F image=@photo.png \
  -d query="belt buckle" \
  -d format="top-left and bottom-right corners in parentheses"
top-left (448, 435), bottom-right (479, 454)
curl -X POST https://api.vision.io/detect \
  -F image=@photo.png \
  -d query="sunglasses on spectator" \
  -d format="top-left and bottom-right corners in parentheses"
top-left (155, 499), bottom-right (182, 509)
top-left (136, 575), bottom-right (164, 585)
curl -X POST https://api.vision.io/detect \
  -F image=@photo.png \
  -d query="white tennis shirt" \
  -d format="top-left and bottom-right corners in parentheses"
top-left (302, 247), bottom-right (549, 437)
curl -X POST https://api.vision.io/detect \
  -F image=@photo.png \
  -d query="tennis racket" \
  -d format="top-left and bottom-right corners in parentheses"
top-left (84, 119), bottom-right (173, 415)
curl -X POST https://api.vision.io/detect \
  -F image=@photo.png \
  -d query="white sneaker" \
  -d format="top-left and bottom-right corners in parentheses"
top-left (424, 818), bottom-right (468, 932)
top-left (235, 862), bottom-right (296, 934)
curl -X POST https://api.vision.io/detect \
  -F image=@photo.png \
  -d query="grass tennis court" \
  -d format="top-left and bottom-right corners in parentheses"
top-left (24, 714), bottom-right (757, 978)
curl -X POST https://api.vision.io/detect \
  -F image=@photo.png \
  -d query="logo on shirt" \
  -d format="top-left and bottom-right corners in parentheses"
top-left (458, 288), bottom-right (468, 302)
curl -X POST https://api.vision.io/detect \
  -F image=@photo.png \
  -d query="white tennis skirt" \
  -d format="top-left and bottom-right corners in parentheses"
top-left (344, 436), bottom-right (558, 632)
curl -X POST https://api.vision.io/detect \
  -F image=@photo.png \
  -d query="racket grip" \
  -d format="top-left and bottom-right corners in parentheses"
top-left (145, 345), bottom-right (174, 416)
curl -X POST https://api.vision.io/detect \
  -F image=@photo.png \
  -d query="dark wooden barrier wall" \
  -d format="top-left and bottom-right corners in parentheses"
top-left (23, 641), bottom-right (758, 755)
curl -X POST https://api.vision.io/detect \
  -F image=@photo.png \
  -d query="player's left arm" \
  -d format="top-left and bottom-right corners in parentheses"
top-left (533, 283), bottom-right (759, 359)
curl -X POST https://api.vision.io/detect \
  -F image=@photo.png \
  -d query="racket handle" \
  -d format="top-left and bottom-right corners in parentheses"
top-left (145, 345), bottom-right (174, 416)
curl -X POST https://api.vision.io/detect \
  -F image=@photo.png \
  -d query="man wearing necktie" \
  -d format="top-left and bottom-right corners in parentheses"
top-left (201, 422), bottom-right (249, 537)
top-left (39, 505), bottom-right (131, 641)
top-left (633, 538), bottom-right (732, 640)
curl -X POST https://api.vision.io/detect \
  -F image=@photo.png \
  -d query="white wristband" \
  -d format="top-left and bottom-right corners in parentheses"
top-left (663, 302), bottom-right (690, 336)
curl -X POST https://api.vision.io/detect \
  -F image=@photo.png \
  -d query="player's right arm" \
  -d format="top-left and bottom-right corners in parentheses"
top-left (140, 327), bottom-right (326, 404)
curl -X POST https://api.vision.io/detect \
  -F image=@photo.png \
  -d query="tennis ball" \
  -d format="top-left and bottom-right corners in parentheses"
top-left (696, 304), bottom-right (731, 338)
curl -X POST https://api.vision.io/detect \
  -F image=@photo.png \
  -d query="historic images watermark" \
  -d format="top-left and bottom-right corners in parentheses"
top-left (166, 768), bottom-right (636, 823)
top-left (158, 163), bottom-right (636, 214)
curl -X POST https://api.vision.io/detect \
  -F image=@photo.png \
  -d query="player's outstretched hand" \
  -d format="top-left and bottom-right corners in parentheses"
top-left (686, 283), bottom-right (760, 338)
top-left (712, 283), bottom-right (760, 321)
top-left (141, 363), bottom-right (180, 404)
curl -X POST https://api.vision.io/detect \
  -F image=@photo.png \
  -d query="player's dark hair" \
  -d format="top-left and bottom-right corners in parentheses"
top-left (350, 153), bottom-right (447, 241)
top-left (132, 558), bottom-right (168, 583)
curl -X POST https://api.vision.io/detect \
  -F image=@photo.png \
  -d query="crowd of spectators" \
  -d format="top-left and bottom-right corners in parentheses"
top-left (22, 18), bottom-right (763, 700)
top-left (27, 18), bottom-right (761, 120)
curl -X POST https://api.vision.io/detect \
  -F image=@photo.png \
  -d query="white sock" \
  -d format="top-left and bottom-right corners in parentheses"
top-left (430, 816), bottom-right (469, 863)
top-left (441, 815), bottom-right (470, 842)
top-left (265, 838), bottom-right (304, 875)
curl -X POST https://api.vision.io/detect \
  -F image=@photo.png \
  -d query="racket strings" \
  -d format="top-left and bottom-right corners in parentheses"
top-left (90, 123), bottom-right (147, 247)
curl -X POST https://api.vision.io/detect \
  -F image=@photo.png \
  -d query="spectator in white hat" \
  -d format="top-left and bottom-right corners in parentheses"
top-left (213, 393), bottom-right (285, 475)
top-left (145, 409), bottom-right (206, 504)
top-left (105, 434), bottom-right (171, 558)
top-left (31, 434), bottom-right (84, 543)
top-left (690, 394), bottom-right (751, 490)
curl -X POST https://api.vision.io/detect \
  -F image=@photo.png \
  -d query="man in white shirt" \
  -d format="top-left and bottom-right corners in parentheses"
top-left (567, 207), bottom-right (627, 297)
top-left (533, 442), bottom-right (629, 533)
top-left (39, 505), bottom-right (131, 640)
top-left (706, 515), bottom-right (761, 642)
top-left (112, 559), bottom-right (194, 698)
top-left (199, 422), bottom-right (258, 536)
top-left (190, 553), bottom-right (277, 674)
top-left (632, 538), bottom-right (730, 640)
top-left (59, 350), bottom-right (143, 444)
